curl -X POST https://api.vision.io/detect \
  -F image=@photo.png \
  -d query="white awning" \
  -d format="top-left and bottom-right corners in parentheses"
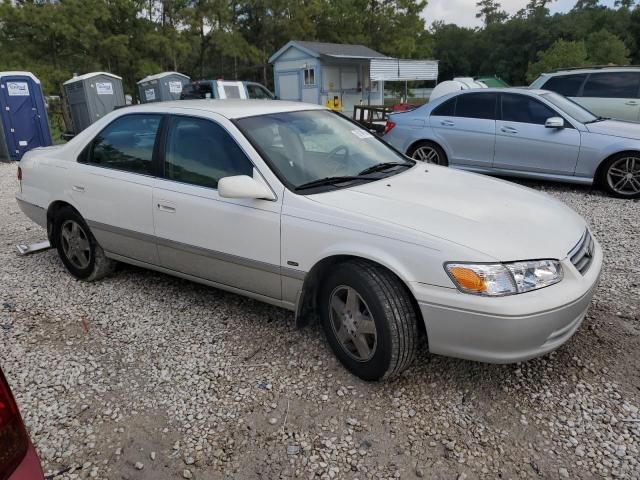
top-left (370, 59), bottom-right (439, 81)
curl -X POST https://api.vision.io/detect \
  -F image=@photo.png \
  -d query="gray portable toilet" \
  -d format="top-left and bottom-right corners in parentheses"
top-left (63, 72), bottom-right (125, 133)
top-left (137, 72), bottom-right (190, 103)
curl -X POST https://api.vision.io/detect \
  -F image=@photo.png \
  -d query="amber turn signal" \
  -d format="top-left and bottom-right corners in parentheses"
top-left (448, 266), bottom-right (487, 293)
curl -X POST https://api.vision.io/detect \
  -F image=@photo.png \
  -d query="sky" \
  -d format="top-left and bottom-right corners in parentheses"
top-left (422, 0), bottom-right (618, 28)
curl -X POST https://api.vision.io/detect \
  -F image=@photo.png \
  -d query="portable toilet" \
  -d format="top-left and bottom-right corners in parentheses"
top-left (0, 72), bottom-right (52, 162)
top-left (429, 77), bottom-right (488, 102)
top-left (63, 72), bottom-right (125, 133)
top-left (137, 72), bottom-right (190, 103)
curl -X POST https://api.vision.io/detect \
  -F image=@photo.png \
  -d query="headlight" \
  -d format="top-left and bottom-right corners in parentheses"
top-left (445, 260), bottom-right (563, 296)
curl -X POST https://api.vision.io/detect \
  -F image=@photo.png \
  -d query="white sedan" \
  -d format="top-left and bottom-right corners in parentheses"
top-left (16, 100), bottom-right (602, 380)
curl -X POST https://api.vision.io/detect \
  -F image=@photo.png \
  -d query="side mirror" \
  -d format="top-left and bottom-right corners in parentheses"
top-left (218, 175), bottom-right (276, 201)
top-left (545, 117), bottom-right (565, 129)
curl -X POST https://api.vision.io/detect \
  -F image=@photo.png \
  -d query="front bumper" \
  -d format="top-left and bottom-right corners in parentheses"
top-left (411, 239), bottom-right (603, 364)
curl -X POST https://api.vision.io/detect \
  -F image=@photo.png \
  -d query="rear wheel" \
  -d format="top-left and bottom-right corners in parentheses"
top-left (408, 141), bottom-right (448, 166)
top-left (319, 260), bottom-right (418, 381)
top-left (53, 207), bottom-right (116, 281)
top-left (599, 153), bottom-right (640, 199)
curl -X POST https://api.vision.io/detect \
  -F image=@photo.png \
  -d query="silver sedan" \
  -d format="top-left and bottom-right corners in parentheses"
top-left (383, 88), bottom-right (640, 198)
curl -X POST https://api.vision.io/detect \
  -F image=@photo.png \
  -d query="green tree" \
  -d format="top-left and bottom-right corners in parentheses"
top-left (614, 0), bottom-right (635, 9)
top-left (573, 0), bottom-right (600, 9)
top-left (476, 0), bottom-right (508, 25)
top-left (1, 0), bottom-right (639, 97)
top-left (585, 30), bottom-right (630, 64)
top-left (517, 0), bottom-right (556, 17)
top-left (313, 0), bottom-right (427, 58)
top-left (526, 39), bottom-right (588, 82)
top-left (431, 22), bottom-right (478, 80)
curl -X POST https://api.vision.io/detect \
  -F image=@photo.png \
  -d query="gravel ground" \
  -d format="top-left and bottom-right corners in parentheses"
top-left (1, 161), bottom-right (639, 480)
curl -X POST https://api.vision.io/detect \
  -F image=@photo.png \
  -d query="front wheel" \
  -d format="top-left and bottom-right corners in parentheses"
top-left (599, 154), bottom-right (640, 199)
top-left (53, 207), bottom-right (116, 281)
top-left (319, 260), bottom-right (418, 381)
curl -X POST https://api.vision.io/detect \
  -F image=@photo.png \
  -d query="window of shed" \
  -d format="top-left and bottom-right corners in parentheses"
top-left (304, 68), bottom-right (316, 86)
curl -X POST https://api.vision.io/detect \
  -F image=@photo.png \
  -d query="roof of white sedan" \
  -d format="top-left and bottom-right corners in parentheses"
top-left (124, 99), bottom-right (326, 119)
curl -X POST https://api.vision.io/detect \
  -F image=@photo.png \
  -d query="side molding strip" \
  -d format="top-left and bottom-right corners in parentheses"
top-left (87, 219), bottom-right (307, 280)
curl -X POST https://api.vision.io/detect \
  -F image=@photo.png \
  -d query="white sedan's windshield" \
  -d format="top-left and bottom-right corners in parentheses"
top-left (237, 110), bottom-right (411, 189)
top-left (540, 92), bottom-right (598, 124)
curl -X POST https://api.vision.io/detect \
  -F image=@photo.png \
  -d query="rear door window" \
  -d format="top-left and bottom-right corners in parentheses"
top-left (542, 74), bottom-right (587, 97)
top-left (582, 72), bottom-right (640, 98)
top-left (223, 85), bottom-right (241, 99)
top-left (501, 94), bottom-right (557, 125)
top-left (164, 116), bottom-right (253, 189)
top-left (217, 81), bottom-right (246, 99)
top-left (432, 97), bottom-right (456, 116)
top-left (87, 114), bottom-right (162, 175)
top-left (454, 93), bottom-right (497, 120)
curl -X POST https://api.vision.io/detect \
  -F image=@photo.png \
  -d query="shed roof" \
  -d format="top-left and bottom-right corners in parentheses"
top-left (269, 40), bottom-right (387, 63)
top-left (63, 72), bottom-right (122, 85)
top-left (138, 71), bottom-right (190, 84)
top-left (0, 71), bottom-right (41, 83)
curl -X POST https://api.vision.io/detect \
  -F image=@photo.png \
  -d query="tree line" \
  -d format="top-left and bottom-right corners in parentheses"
top-left (0, 0), bottom-right (638, 100)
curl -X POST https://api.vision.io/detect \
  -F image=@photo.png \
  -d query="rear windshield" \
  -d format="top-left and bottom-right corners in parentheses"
top-left (181, 82), bottom-right (214, 99)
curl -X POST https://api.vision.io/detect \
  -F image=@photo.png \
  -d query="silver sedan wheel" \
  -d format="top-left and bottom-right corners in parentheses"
top-left (412, 146), bottom-right (440, 164)
top-left (329, 285), bottom-right (377, 362)
top-left (60, 220), bottom-right (91, 270)
top-left (607, 156), bottom-right (640, 195)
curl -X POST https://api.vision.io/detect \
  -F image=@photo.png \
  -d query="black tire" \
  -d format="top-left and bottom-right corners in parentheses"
top-left (407, 141), bottom-right (448, 166)
top-left (597, 153), bottom-right (640, 199)
top-left (53, 207), bottom-right (116, 281)
top-left (319, 260), bottom-right (418, 381)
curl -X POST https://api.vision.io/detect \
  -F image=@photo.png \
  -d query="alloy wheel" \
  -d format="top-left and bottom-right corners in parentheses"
top-left (607, 156), bottom-right (640, 196)
top-left (60, 220), bottom-right (91, 270)
top-left (329, 285), bottom-right (377, 362)
top-left (412, 146), bottom-right (440, 164)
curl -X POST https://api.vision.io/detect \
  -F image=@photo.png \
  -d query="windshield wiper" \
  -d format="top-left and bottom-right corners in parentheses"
top-left (295, 175), bottom-right (375, 191)
top-left (584, 116), bottom-right (609, 124)
top-left (357, 161), bottom-right (414, 176)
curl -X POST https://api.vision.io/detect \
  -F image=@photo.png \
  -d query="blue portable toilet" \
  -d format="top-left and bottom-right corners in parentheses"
top-left (0, 72), bottom-right (52, 162)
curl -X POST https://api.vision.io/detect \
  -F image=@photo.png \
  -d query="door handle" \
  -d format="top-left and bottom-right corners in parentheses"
top-left (72, 185), bottom-right (85, 193)
top-left (157, 203), bottom-right (176, 213)
top-left (440, 120), bottom-right (455, 126)
top-left (500, 126), bottom-right (518, 134)
top-left (625, 101), bottom-right (638, 106)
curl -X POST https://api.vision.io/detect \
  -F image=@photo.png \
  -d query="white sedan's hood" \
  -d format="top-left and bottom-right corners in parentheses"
top-left (311, 165), bottom-right (586, 261)
top-left (585, 119), bottom-right (640, 140)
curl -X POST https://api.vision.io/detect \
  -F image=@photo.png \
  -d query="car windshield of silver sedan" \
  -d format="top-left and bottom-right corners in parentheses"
top-left (236, 110), bottom-right (414, 191)
top-left (540, 92), bottom-right (598, 124)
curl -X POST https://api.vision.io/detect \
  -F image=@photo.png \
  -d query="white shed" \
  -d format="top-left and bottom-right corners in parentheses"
top-left (269, 41), bottom-right (389, 114)
top-left (269, 41), bottom-right (439, 114)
